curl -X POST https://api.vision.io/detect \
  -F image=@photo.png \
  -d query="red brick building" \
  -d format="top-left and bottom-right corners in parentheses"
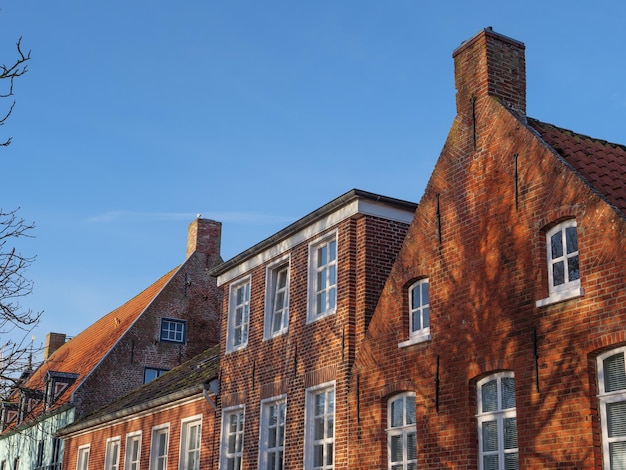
top-left (57, 345), bottom-right (219, 470)
top-left (0, 218), bottom-right (222, 470)
top-left (210, 189), bottom-right (416, 469)
top-left (349, 28), bottom-right (626, 469)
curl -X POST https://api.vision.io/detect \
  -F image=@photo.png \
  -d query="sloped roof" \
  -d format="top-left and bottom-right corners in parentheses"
top-left (528, 118), bottom-right (626, 217)
top-left (9, 267), bottom-right (179, 422)
top-left (57, 344), bottom-right (219, 436)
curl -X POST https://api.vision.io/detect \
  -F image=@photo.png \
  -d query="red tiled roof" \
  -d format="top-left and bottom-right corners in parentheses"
top-left (10, 267), bottom-right (179, 421)
top-left (528, 118), bottom-right (626, 216)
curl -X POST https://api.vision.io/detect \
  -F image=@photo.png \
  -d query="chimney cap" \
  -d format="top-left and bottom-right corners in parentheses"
top-left (453, 27), bottom-right (525, 58)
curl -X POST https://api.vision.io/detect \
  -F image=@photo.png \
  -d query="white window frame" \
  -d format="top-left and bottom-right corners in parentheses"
top-left (160, 318), bottom-right (186, 343)
top-left (124, 432), bottom-right (142, 470)
top-left (104, 437), bottom-right (121, 470)
top-left (386, 392), bottom-right (417, 470)
top-left (76, 445), bottom-right (90, 470)
top-left (307, 233), bottom-right (338, 323)
top-left (304, 381), bottom-right (335, 469)
top-left (179, 415), bottom-right (202, 470)
top-left (227, 276), bottom-right (251, 352)
top-left (597, 346), bottom-right (626, 469)
top-left (259, 395), bottom-right (287, 470)
top-left (149, 424), bottom-right (170, 470)
top-left (399, 279), bottom-right (431, 347)
top-left (220, 405), bottom-right (245, 470)
top-left (476, 372), bottom-right (518, 470)
top-left (536, 219), bottom-right (583, 307)
top-left (264, 258), bottom-right (290, 339)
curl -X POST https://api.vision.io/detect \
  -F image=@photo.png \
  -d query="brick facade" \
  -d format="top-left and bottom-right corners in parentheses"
top-left (210, 190), bottom-right (416, 469)
top-left (348, 28), bottom-right (626, 469)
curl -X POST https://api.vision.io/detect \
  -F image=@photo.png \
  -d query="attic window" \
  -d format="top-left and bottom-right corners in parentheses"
top-left (160, 318), bottom-right (187, 344)
top-left (45, 371), bottom-right (78, 405)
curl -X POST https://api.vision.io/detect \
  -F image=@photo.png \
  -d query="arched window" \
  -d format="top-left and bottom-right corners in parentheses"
top-left (476, 372), bottom-right (518, 469)
top-left (597, 347), bottom-right (626, 469)
top-left (387, 393), bottom-right (417, 470)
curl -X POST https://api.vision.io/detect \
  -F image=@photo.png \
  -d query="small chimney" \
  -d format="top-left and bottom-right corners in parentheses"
top-left (186, 218), bottom-right (222, 259)
top-left (453, 27), bottom-right (526, 118)
top-left (44, 333), bottom-right (66, 360)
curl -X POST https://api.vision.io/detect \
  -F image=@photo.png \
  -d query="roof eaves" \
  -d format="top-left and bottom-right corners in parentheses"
top-left (210, 188), bottom-right (417, 277)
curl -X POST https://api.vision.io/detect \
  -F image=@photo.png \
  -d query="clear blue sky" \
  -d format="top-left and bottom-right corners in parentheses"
top-left (2, 1), bottom-right (625, 355)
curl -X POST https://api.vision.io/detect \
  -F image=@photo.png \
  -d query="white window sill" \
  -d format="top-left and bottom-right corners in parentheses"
top-left (226, 343), bottom-right (248, 354)
top-left (399, 332), bottom-right (432, 348)
top-left (536, 287), bottom-right (584, 308)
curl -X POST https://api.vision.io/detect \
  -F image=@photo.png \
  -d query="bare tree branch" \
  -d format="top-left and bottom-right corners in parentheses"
top-left (0, 208), bottom-right (41, 399)
top-left (1, 37), bottom-right (31, 147)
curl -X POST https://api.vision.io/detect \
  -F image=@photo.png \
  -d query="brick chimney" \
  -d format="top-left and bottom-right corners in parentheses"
top-left (44, 332), bottom-right (66, 360)
top-left (453, 27), bottom-right (526, 119)
top-left (186, 217), bottom-right (222, 259)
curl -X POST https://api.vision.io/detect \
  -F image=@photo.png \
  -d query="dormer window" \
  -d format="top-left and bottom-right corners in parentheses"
top-left (45, 371), bottom-right (78, 406)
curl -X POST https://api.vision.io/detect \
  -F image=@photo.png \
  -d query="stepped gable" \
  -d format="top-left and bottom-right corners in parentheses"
top-left (528, 117), bottom-right (626, 216)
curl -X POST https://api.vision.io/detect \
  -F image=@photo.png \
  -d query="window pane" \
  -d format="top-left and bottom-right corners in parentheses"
top-left (483, 454), bottom-right (499, 470)
top-left (568, 255), bottom-right (580, 282)
top-left (317, 246), bottom-right (327, 268)
top-left (406, 395), bottom-right (416, 425)
top-left (551, 231), bottom-right (563, 259)
top-left (607, 401), bottom-right (626, 438)
top-left (423, 307), bottom-right (430, 329)
top-left (504, 417), bottom-right (518, 449)
top-left (313, 445), bottom-right (323, 467)
top-left (391, 398), bottom-right (404, 428)
top-left (609, 441), bottom-right (626, 470)
top-left (504, 452), bottom-right (519, 470)
top-left (565, 226), bottom-right (578, 254)
top-left (314, 418), bottom-right (325, 440)
top-left (407, 431), bottom-right (417, 460)
top-left (421, 283), bottom-right (429, 305)
top-left (482, 420), bottom-right (498, 452)
top-left (412, 286), bottom-right (421, 309)
top-left (502, 377), bottom-right (516, 409)
top-left (481, 380), bottom-right (498, 413)
top-left (329, 287), bottom-right (336, 310)
top-left (412, 311), bottom-right (421, 332)
top-left (604, 353), bottom-right (626, 392)
top-left (325, 443), bottom-right (333, 465)
top-left (390, 435), bottom-right (403, 462)
top-left (552, 261), bottom-right (565, 286)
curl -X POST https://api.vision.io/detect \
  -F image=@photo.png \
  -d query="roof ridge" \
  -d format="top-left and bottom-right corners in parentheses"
top-left (528, 117), bottom-right (626, 152)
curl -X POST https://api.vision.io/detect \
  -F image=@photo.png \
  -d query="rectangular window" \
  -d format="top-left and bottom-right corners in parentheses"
top-left (537, 219), bottom-right (583, 308)
top-left (51, 437), bottom-right (62, 469)
top-left (305, 383), bottom-right (335, 469)
top-left (160, 318), bottom-right (187, 343)
top-left (149, 425), bottom-right (169, 470)
top-left (476, 373), bottom-right (518, 470)
top-left (76, 445), bottom-right (90, 470)
top-left (227, 278), bottom-right (251, 352)
top-left (308, 234), bottom-right (337, 322)
top-left (598, 347), bottom-right (626, 469)
top-left (220, 406), bottom-right (245, 470)
top-left (180, 417), bottom-right (202, 470)
top-left (265, 260), bottom-right (290, 339)
top-left (35, 441), bottom-right (44, 469)
top-left (144, 367), bottom-right (169, 384)
top-left (387, 393), bottom-right (417, 470)
top-left (124, 433), bottom-right (141, 470)
top-left (259, 397), bottom-right (286, 470)
top-left (105, 437), bottom-right (121, 470)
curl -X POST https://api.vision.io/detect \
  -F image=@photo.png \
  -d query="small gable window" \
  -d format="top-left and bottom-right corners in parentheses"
top-left (160, 318), bottom-right (186, 343)
top-left (144, 367), bottom-right (168, 384)
top-left (536, 219), bottom-right (583, 307)
top-left (399, 279), bottom-right (431, 348)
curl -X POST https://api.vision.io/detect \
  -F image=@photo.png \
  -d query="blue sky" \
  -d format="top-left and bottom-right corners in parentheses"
top-left (2, 1), bottom-right (625, 355)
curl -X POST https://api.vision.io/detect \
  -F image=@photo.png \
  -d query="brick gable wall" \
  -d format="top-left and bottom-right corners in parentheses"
top-left (348, 49), bottom-right (626, 469)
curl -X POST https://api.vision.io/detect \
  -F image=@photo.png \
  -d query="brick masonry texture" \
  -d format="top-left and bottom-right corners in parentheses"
top-left (348, 29), bottom-right (626, 469)
top-left (215, 214), bottom-right (411, 469)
